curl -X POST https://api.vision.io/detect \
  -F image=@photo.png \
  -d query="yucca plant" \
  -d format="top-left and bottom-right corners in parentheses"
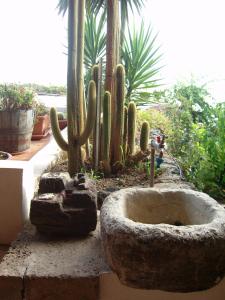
top-left (84, 12), bottom-right (106, 70)
top-left (84, 11), bottom-right (106, 87)
top-left (122, 22), bottom-right (163, 105)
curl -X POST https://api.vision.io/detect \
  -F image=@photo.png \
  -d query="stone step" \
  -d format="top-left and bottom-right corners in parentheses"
top-left (0, 220), bottom-right (109, 300)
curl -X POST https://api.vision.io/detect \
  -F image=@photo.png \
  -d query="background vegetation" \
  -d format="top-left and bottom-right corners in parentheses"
top-left (165, 82), bottom-right (225, 201)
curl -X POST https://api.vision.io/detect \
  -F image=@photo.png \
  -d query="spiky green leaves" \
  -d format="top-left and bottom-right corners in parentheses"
top-left (122, 22), bottom-right (163, 105)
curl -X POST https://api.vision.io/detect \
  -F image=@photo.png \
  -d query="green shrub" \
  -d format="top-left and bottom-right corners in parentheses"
top-left (0, 84), bottom-right (36, 111)
top-left (166, 82), bottom-right (225, 201)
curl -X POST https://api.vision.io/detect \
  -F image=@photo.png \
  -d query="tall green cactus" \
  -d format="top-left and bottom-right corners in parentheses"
top-left (91, 64), bottom-right (100, 169)
top-left (113, 64), bottom-right (125, 163)
top-left (50, 80), bottom-right (96, 176)
top-left (123, 106), bottom-right (128, 156)
top-left (50, 0), bottom-right (96, 177)
top-left (102, 91), bottom-right (111, 175)
top-left (127, 101), bottom-right (136, 156)
top-left (140, 121), bottom-right (150, 152)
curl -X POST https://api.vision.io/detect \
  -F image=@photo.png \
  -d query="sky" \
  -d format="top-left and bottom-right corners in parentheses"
top-left (0, 0), bottom-right (225, 101)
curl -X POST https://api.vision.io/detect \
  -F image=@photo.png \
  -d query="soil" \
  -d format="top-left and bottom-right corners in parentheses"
top-left (50, 153), bottom-right (194, 192)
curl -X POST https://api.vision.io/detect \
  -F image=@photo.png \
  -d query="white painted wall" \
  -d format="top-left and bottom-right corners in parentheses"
top-left (0, 129), bottom-right (66, 245)
top-left (100, 273), bottom-right (225, 300)
top-left (0, 161), bottom-right (34, 244)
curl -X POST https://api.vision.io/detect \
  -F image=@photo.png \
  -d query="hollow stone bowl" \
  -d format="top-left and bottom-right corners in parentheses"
top-left (100, 188), bottom-right (225, 292)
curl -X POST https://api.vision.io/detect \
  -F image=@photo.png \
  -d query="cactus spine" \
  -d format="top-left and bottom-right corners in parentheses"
top-left (127, 101), bottom-right (136, 156)
top-left (50, 0), bottom-right (96, 176)
top-left (140, 121), bottom-right (150, 152)
top-left (113, 64), bottom-right (125, 163)
top-left (102, 91), bottom-right (111, 174)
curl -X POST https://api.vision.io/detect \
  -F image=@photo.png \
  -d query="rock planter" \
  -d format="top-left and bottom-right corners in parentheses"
top-left (101, 188), bottom-right (225, 292)
top-left (30, 172), bottom-right (97, 236)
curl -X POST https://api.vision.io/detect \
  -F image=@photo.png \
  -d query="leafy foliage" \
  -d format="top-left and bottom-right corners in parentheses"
top-left (0, 84), bottom-right (36, 111)
top-left (122, 23), bottom-right (163, 105)
top-left (166, 82), bottom-right (225, 201)
top-left (84, 12), bottom-right (106, 69)
top-left (137, 108), bottom-right (172, 136)
top-left (84, 11), bottom-right (106, 86)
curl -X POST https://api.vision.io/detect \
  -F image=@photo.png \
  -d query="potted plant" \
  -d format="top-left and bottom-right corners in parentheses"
top-left (32, 102), bottom-right (50, 140)
top-left (0, 84), bottom-right (36, 153)
top-left (57, 112), bottom-right (67, 130)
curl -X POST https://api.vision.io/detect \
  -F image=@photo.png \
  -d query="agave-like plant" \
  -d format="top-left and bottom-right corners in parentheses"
top-left (122, 22), bottom-right (163, 105)
top-left (84, 11), bottom-right (106, 87)
top-left (84, 12), bottom-right (106, 69)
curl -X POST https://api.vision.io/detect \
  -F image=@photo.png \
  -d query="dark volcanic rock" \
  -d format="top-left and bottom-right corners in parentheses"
top-left (31, 173), bottom-right (97, 236)
top-left (38, 172), bottom-right (70, 194)
top-left (64, 190), bottom-right (96, 209)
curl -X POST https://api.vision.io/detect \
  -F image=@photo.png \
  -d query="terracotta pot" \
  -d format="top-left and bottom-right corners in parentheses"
top-left (58, 119), bottom-right (67, 130)
top-left (32, 114), bottom-right (50, 140)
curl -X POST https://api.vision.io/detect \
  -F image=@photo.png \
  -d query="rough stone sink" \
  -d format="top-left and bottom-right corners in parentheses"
top-left (100, 188), bottom-right (225, 292)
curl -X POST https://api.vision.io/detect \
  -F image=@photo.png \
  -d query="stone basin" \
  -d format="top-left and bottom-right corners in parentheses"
top-left (100, 188), bottom-right (225, 292)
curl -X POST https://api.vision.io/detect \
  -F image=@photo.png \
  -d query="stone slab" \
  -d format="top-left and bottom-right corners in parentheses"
top-left (0, 220), bottom-right (109, 300)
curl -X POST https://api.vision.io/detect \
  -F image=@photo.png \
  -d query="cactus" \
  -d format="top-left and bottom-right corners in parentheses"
top-left (113, 64), bottom-right (125, 163)
top-left (140, 121), bottom-right (150, 152)
top-left (123, 106), bottom-right (128, 156)
top-left (50, 0), bottom-right (96, 177)
top-left (50, 80), bottom-right (96, 176)
top-left (92, 65), bottom-right (99, 88)
top-left (102, 91), bottom-right (111, 175)
top-left (57, 112), bottom-right (65, 120)
top-left (127, 101), bottom-right (136, 156)
top-left (91, 64), bottom-right (100, 169)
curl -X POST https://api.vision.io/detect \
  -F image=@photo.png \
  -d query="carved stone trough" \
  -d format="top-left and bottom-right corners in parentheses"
top-left (100, 188), bottom-right (225, 292)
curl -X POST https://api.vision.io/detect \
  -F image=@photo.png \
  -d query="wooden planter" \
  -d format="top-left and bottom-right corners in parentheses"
top-left (32, 115), bottom-right (50, 140)
top-left (0, 109), bottom-right (34, 154)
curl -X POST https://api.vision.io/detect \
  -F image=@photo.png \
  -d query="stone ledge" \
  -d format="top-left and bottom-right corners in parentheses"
top-left (0, 219), bottom-right (109, 300)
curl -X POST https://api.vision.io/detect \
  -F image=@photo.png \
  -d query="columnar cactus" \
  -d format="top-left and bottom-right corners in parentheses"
top-left (50, 0), bottom-right (96, 176)
top-left (113, 64), bottom-right (125, 163)
top-left (92, 64), bottom-right (99, 167)
top-left (123, 106), bottom-right (128, 157)
top-left (140, 121), bottom-right (150, 152)
top-left (102, 91), bottom-right (111, 174)
top-left (127, 101), bottom-right (136, 155)
top-left (50, 81), bottom-right (96, 176)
